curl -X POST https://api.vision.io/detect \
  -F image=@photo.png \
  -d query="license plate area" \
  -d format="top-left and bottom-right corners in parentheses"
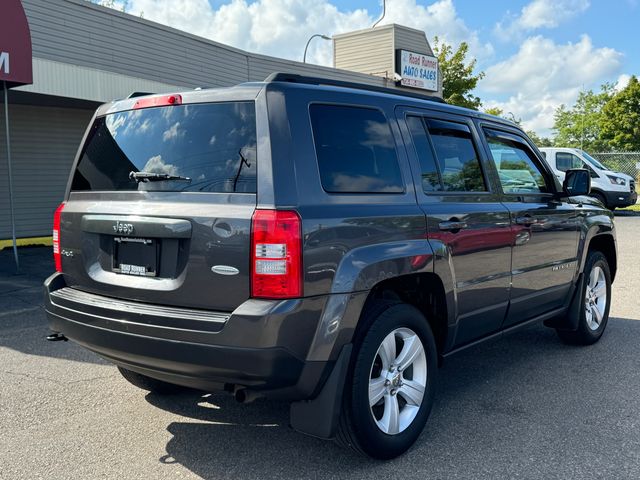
top-left (112, 237), bottom-right (159, 277)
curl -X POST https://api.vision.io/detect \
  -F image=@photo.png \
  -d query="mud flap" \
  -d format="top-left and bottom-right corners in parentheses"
top-left (544, 273), bottom-right (584, 331)
top-left (290, 344), bottom-right (352, 439)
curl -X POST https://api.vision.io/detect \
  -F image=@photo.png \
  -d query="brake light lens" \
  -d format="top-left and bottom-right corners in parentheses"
top-left (251, 210), bottom-right (302, 299)
top-left (53, 202), bottom-right (65, 272)
top-left (133, 94), bottom-right (182, 110)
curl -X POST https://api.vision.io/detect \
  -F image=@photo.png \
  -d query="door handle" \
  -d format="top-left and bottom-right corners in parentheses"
top-left (438, 220), bottom-right (468, 232)
top-left (515, 215), bottom-right (537, 226)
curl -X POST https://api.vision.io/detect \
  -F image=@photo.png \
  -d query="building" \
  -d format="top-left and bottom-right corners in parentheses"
top-left (0, 0), bottom-right (441, 250)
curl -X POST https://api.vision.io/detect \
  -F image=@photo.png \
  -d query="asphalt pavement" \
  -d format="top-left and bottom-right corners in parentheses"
top-left (1, 217), bottom-right (639, 479)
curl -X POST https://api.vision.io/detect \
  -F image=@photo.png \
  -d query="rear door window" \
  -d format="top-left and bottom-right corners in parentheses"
top-left (407, 116), bottom-right (487, 192)
top-left (309, 104), bottom-right (404, 194)
top-left (72, 102), bottom-right (257, 193)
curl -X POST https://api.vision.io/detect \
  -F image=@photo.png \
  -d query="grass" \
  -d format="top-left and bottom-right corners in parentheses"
top-left (619, 204), bottom-right (640, 212)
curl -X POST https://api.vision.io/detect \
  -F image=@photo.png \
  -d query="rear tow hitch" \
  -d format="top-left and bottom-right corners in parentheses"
top-left (46, 333), bottom-right (68, 342)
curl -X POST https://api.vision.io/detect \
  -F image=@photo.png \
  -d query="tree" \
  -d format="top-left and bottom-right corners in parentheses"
top-left (87, 0), bottom-right (127, 12)
top-left (525, 130), bottom-right (553, 147)
top-left (483, 107), bottom-right (552, 146)
top-left (433, 37), bottom-right (485, 110)
top-left (600, 76), bottom-right (640, 151)
top-left (552, 85), bottom-right (614, 151)
top-left (484, 107), bottom-right (503, 117)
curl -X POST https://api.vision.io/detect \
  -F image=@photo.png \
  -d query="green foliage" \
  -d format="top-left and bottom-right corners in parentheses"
top-left (600, 76), bottom-right (640, 151)
top-left (484, 107), bottom-right (503, 117)
top-left (552, 85), bottom-right (614, 151)
top-left (483, 108), bottom-right (553, 147)
top-left (87, 0), bottom-right (127, 13)
top-left (433, 37), bottom-right (485, 110)
top-left (525, 130), bottom-right (553, 147)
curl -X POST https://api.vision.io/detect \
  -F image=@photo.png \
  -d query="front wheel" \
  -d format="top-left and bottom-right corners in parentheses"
top-left (591, 192), bottom-right (608, 209)
top-left (556, 250), bottom-right (611, 345)
top-left (336, 302), bottom-right (438, 459)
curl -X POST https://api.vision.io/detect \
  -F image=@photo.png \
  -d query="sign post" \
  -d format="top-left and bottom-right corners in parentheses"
top-left (3, 82), bottom-right (18, 271)
top-left (1, 0), bottom-right (33, 272)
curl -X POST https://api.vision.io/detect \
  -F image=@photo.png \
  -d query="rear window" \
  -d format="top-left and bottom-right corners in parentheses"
top-left (309, 104), bottom-right (404, 194)
top-left (72, 102), bottom-right (257, 193)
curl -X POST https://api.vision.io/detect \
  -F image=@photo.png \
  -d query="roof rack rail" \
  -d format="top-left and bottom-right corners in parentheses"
top-left (264, 72), bottom-right (445, 104)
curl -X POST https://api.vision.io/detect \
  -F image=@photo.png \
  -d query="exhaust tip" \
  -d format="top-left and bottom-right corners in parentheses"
top-left (46, 332), bottom-right (68, 342)
top-left (234, 388), bottom-right (261, 404)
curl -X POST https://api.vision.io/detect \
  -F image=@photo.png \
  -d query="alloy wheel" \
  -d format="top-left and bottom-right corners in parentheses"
top-left (585, 265), bottom-right (607, 331)
top-left (368, 327), bottom-right (427, 435)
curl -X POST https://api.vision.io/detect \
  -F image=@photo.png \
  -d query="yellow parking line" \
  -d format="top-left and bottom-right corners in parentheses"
top-left (0, 236), bottom-right (53, 250)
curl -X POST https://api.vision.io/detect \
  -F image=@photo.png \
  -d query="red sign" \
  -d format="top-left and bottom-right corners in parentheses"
top-left (0, 0), bottom-right (33, 87)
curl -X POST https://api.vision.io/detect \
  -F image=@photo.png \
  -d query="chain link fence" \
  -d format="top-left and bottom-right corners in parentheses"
top-left (591, 152), bottom-right (640, 180)
top-left (591, 152), bottom-right (640, 205)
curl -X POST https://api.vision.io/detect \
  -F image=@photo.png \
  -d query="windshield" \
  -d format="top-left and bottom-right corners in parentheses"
top-left (72, 102), bottom-right (257, 193)
top-left (579, 150), bottom-right (609, 171)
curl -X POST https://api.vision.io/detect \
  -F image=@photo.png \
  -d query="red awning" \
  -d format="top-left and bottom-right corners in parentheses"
top-left (0, 0), bottom-right (33, 88)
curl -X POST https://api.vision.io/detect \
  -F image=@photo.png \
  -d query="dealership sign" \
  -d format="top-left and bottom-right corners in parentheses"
top-left (397, 50), bottom-right (438, 92)
top-left (0, 0), bottom-right (33, 87)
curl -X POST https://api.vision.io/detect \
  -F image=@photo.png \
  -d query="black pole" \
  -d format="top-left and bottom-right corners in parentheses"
top-left (3, 81), bottom-right (19, 272)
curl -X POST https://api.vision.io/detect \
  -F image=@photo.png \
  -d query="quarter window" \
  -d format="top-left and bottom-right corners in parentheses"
top-left (485, 129), bottom-right (550, 194)
top-left (310, 105), bottom-right (404, 194)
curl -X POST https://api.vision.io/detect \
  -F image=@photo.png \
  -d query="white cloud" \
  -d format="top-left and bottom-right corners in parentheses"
top-left (94, 0), bottom-right (127, 10)
top-left (615, 74), bottom-right (632, 91)
top-left (162, 122), bottom-right (182, 141)
top-left (365, 0), bottom-right (494, 60)
top-left (480, 35), bottom-right (623, 135)
top-left (121, 0), bottom-right (492, 66)
top-left (139, 118), bottom-right (151, 133)
top-left (495, 0), bottom-right (590, 40)
top-left (143, 155), bottom-right (179, 175)
top-left (101, 0), bottom-right (626, 140)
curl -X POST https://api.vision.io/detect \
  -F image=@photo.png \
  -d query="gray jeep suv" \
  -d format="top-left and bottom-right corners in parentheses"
top-left (45, 73), bottom-right (616, 459)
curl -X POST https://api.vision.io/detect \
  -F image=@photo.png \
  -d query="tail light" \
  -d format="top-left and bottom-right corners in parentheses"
top-left (53, 202), bottom-right (65, 272)
top-left (251, 210), bottom-right (302, 299)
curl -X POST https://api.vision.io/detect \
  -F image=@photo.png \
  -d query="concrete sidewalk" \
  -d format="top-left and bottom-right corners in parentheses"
top-left (0, 247), bottom-right (52, 320)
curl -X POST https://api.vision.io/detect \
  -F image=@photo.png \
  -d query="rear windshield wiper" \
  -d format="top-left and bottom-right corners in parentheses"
top-left (129, 171), bottom-right (192, 183)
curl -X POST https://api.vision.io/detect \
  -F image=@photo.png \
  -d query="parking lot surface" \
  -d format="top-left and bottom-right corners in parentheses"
top-left (1, 217), bottom-right (639, 480)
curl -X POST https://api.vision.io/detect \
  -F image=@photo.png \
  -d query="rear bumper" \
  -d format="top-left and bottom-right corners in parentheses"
top-left (44, 273), bottom-right (345, 399)
top-left (603, 189), bottom-right (637, 208)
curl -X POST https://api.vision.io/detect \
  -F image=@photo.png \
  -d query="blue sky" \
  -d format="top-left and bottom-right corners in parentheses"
top-left (109, 0), bottom-right (639, 136)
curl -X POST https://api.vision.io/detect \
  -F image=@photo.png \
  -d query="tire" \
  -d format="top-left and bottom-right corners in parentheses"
top-left (556, 250), bottom-right (611, 345)
top-left (117, 367), bottom-right (188, 394)
top-left (336, 301), bottom-right (438, 459)
top-left (591, 191), bottom-right (608, 209)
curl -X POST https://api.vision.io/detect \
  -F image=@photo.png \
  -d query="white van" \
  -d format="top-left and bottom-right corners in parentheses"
top-left (539, 147), bottom-right (637, 209)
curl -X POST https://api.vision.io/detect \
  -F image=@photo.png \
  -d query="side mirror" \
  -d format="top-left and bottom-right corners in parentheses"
top-left (562, 169), bottom-right (591, 197)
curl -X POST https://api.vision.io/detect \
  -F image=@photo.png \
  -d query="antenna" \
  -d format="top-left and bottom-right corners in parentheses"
top-left (372, 0), bottom-right (386, 28)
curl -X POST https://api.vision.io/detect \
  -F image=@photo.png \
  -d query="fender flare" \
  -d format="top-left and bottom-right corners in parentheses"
top-left (305, 239), bottom-right (437, 364)
top-left (329, 239), bottom-right (435, 294)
